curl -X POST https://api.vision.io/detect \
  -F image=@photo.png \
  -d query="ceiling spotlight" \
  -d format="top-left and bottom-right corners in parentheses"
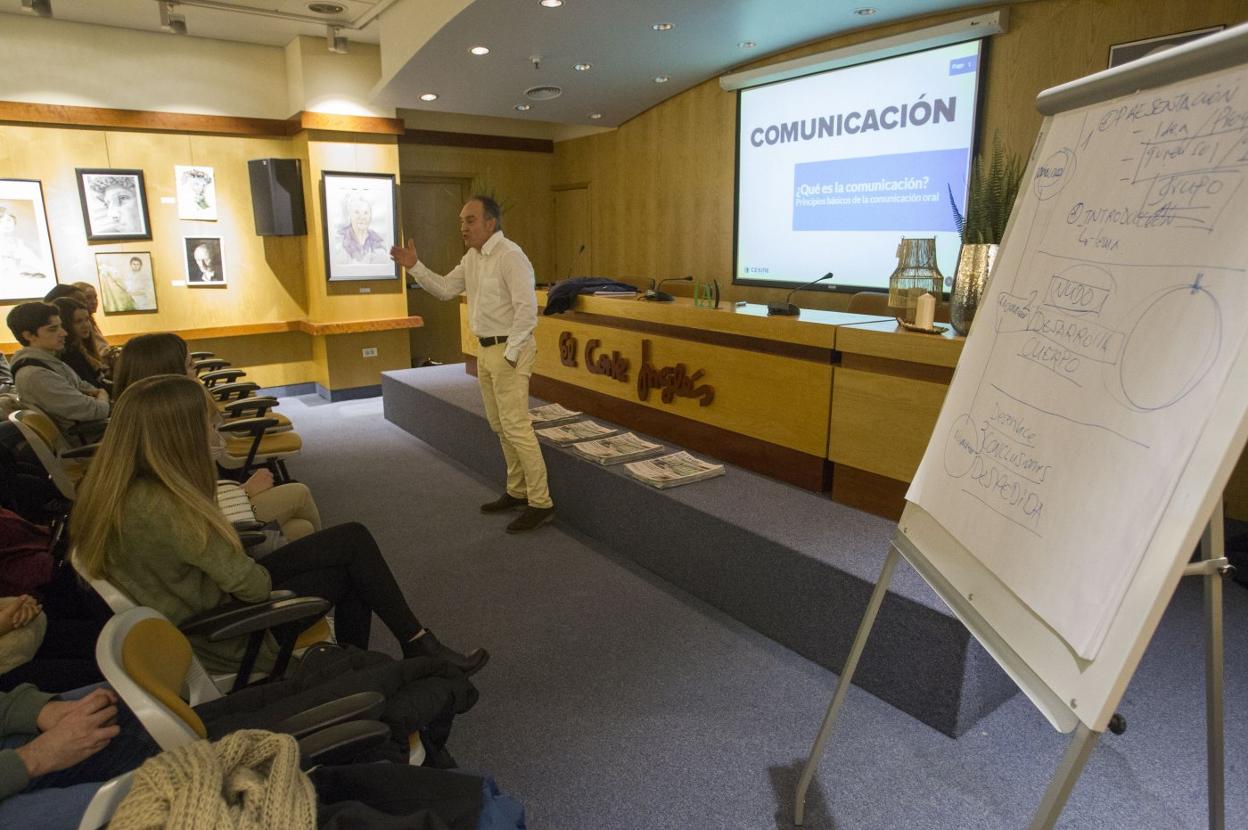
top-left (420, 93), bottom-right (439, 102)
top-left (515, 104), bottom-right (532, 112)
top-left (573, 63), bottom-right (592, 72)
top-left (539, 0), bottom-right (563, 7)
top-left (853, 7), bottom-right (877, 15)
top-left (652, 22), bottom-right (674, 31)
top-left (653, 75), bottom-right (670, 84)
top-left (589, 113), bottom-right (603, 120)
top-left (159, 1), bottom-right (187, 35)
top-left (20, 0), bottom-right (52, 17)
top-left (327, 25), bottom-right (348, 53)
top-left (470, 45), bottom-right (490, 56)
top-left (738, 41), bottom-right (756, 49)
top-left (307, 2), bottom-right (346, 13)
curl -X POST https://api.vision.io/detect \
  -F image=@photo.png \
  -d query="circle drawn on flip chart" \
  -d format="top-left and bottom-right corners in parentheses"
top-left (1118, 275), bottom-right (1222, 411)
top-left (1034, 148), bottom-right (1076, 201)
top-left (944, 413), bottom-right (980, 478)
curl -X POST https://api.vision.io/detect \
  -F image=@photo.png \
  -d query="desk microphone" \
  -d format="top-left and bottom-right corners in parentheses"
top-left (643, 275), bottom-right (693, 302)
top-left (767, 272), bottom-right (834, 316)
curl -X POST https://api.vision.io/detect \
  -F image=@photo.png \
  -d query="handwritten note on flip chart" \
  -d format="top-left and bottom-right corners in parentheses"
top-left (908, 63), bottom-right (1248, 660)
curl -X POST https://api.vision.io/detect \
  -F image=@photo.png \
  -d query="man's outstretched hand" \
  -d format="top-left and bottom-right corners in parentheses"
top-left (390, 238), bottom-right (418, 269)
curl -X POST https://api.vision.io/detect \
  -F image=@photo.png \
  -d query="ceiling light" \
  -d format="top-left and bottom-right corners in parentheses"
top-left (738, 41), bottom-right (756, 49)
top-left (515, 104), bottom-right (532, 112)
top-left (853, 7), bottom-right (877, 15)
top-left (307, 2), bottom-right (345, 13)
top-left (327, 25), bottom-right (348, 53)
top-left (539, 0), bottom-right (562, 6)
top-left (589, 113), bottom-right (603, 120)
top-left (20, 0), bottom-right (52, 17)
top-left (573, 63), bottom-right (592, 72)
top-left (420, 93), bottom-right (439, 102)
top-left (159, 1), bottom-right (187, 34)
top-left (652, 22), bottom-right (674, 31)
top-left (470, 45), bottom-right (490, 56)
top-left (653, 75), bottom-right (670, 84)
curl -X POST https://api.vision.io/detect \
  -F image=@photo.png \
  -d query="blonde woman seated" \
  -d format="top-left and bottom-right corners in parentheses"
top-left (114, 333), bottom-right (320, 541)
top-left (70, 374), bottom-right (488, 676)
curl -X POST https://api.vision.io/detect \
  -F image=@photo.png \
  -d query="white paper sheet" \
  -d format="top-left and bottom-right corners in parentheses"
top-left (908, 62), bottom-right (1248, 659)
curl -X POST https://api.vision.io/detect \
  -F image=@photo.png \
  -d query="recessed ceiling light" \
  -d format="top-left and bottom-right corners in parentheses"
top-left (573, 63), bottom-right (592, 72)
top-left (515, 103), bottom-right (532, 112)
top-left (307, 2), bottom-right (346, 14)
top-left (470, 45), bottom-right (490, 56)
top-left (853, 7), bottom-right (877, 15)
top-left (420, 93), bottom-right (439, 101)
top-left (653, 75), bottom-right (670, 84)
top-left (652, 22), bottom-right (674, 32)
top-left (738, 41), bottom-right (756, 49)
top-left (589, 113), bottom-right (603, 120)
top-left (539, 0), bottom-right (562, 6)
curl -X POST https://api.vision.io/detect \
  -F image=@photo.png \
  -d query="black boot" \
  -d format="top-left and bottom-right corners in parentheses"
top-left (405, 631), bottom-right (490, 676)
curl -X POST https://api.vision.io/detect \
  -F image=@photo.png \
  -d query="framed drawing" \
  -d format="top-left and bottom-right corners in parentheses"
top-left (0, 178), bottom-right (58, 301)
top-left (75, 168), bottom-right (151, 241)
top-left (175, 165), bottom-right (218, 221)
top-left (184, 236), bottom-right (226, 286)
top-left (95, 252), bottom-right (157, 313)
top-left (320, 170), bottom-right (399, 281)
top-left (1108, 25), bottom-right (1224, 68)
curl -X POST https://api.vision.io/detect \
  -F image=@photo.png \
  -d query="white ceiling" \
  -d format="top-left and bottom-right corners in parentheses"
top-left (2, 0), bottom-right (1020, 127)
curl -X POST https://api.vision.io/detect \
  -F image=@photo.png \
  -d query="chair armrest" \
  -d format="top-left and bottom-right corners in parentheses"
top-left (61, 442), bottom-right (101, 459)
top-left (272, 692), bottom-right (387, 740)
top-left (219, 417), bottom-right (279, 436)
top-left (297, 720), bottom-right (391, 770)
top-left (210, 382), bottom-right (260, 402)
top-left (66, 420), bottom-right (109, 441)
top-left (232, 520), bottom-right (266, 532)
top-left (239, 530), bottom-right (268, 548)
top-left (195, 358), bottom-right (229, 372)
top-left (189, 351), bottom-right (214, 360)
top-left (179, 596), bottom-right (330, 642)
top-left (201, 369), bottom-right (247, 387)
top-left (223, 397), bottom-right (278, 418)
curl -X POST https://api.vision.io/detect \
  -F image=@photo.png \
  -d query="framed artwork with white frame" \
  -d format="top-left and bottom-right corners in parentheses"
top-left (320, 170), bottom-right (400, 282)
top-left (0, 178), bottom-right (59, 301)
top-left (184, 236), bottom-right (226, 286)
top-left (175, 165), bottom-right (218, 221)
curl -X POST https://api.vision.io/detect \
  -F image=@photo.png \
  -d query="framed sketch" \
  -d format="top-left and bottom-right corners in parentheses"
top-left (0, 178), bottom-right (58, 301)
top-left (95, 252), bottom-right (157, 313)
top-left (175, 165), bottom-right (218, 221)
top-left (75, 168), bottom-right (151, 241)
top-left (1108, 25), bottom-right (1224, 68)
top-left (320, 170), bottom-right (399, 281)
top-left (184, 236), bottom-right (226, 286)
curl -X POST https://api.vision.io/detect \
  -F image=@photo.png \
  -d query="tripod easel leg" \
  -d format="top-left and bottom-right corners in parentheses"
top-left (1200, 505), bottom-right (1226, 830)
top-left (1027, 723), bottom-right (1100, 830)
top-left (793, 546), bottom-right (900, 826)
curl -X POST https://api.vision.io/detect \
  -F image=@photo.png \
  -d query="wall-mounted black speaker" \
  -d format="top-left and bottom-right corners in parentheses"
top-left (248, 158), bottom-right (307, 236)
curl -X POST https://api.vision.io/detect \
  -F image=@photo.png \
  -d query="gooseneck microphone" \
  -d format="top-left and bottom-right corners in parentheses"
top-left (767, 272), bottom-right (834, 316)
top-left (643, 275), bottom-right (693, 302)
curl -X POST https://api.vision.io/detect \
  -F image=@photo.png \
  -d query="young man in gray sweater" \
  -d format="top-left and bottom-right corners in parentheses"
top-left (6, 302), bottom-right (109, 437)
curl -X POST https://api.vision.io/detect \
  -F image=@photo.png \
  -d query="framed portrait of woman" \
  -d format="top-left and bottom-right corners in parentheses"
top-left (75, 168), bottom-right (152, 242)
top-left (320, 171), bottom-right (399, 282)
top-left (0, 178), bottom-right (59, 301)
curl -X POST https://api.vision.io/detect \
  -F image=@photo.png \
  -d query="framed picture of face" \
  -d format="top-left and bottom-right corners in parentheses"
top-left (184, 236), bottom-right (226, 286)
top-left (320, 171), bottom-right (399, 282)
top-left (175, 165), bottom-right (218, 221)
top-left (75, 168), bottom-right (152, 241)
top-left (95, 252), bottom-right (158, 313)
top-left (1108, 25), bottom-right (1224, 69)
top-left (0, 178), bottom-right (59, 301)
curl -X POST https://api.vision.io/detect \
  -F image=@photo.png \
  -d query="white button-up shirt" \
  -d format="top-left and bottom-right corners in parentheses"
top-left (409, 231), bottom-right (538, 364)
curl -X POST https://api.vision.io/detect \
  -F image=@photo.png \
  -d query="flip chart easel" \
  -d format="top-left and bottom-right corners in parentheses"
top-left (794, 22), bottom-right (1248, 829)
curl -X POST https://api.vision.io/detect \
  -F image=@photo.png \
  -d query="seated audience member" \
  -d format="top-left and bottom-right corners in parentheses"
top-left (42, 285), bottom-right (86, 305)
top-left (49, 298), bottom-right (107, 390)
top-left (70, 374), bottom-right (488, 676)
top-left (115, 333), bottom-right (322, 541)
top-left (70, 283), bottom-right (111, 361)
top-left (5, 302), bottom-right (109, 437)
top-left (0, 354), bottom-right (12, 395)
top-left (0, 684), bottom-right (157, 830)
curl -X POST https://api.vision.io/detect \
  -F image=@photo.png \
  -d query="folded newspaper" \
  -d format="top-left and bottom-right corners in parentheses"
top-left (624, 451), bottom-right (725, 489)
top-left (572, 432), bottom-right (664, 465)
top-left (535, 419), bottom-right (619, 446)
top-left (528, 402), bottom-right (582, 424)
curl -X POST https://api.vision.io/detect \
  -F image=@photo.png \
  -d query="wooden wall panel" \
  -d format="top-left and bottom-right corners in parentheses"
top-left (829, 367), bottom-right (950, 481)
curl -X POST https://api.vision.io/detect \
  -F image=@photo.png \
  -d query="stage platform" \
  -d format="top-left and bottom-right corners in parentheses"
top-left (382, 364), bottom-right (1017, 737)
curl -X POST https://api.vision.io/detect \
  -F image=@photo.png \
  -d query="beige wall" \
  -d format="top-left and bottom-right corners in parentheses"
top-left (552, 0), bottom-right (1248, 311)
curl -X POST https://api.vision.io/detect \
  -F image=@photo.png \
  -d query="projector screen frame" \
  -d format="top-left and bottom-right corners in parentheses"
top-left (730, 37), bottom-right (993, 296)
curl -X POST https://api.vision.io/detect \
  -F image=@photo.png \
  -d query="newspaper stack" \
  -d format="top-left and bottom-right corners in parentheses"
top-left (535, 419), bottom-right (619, 446)
top-left (572, 432), bottom-right (664, 465)
top-left (528, 403), bottom-right (582, 424)
top-left (625, 451), bottom-right (726, 489)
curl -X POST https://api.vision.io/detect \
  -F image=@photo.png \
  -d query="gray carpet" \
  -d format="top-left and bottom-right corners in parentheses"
top-left (276, 391), bottom-right (1246, 830)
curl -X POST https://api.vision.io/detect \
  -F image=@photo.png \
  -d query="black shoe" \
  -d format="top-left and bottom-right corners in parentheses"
top-left (480, 493), bottom-right (527, 513)
top-left (406, 631), bottom-right (490, 676)
top-left (506, 506), bottom-right (555, 534)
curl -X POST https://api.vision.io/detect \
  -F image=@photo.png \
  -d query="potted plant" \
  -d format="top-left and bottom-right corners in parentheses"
top-left (947, 131), bottom-right (1025, 335)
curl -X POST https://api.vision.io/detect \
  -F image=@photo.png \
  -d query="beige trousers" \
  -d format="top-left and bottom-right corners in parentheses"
top-left (477, 339), bottom-right (552, 508)
top-left (251, 483), bottom-right (322, 541)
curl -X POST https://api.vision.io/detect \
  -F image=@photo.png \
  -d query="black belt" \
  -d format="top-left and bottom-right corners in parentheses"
top-left (478, 335), bottom-right (508, 347)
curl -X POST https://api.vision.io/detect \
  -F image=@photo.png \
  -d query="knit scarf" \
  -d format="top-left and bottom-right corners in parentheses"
top-left (109, 730), bottom-right (316, 830)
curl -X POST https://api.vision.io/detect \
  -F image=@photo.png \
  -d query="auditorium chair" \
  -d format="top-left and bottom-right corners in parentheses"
top-left (8, 408), bottom-right (98, 500)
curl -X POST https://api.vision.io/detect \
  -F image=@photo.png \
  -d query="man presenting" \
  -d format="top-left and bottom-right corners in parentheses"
top-left (391, 195), bottom-right (555, 533)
